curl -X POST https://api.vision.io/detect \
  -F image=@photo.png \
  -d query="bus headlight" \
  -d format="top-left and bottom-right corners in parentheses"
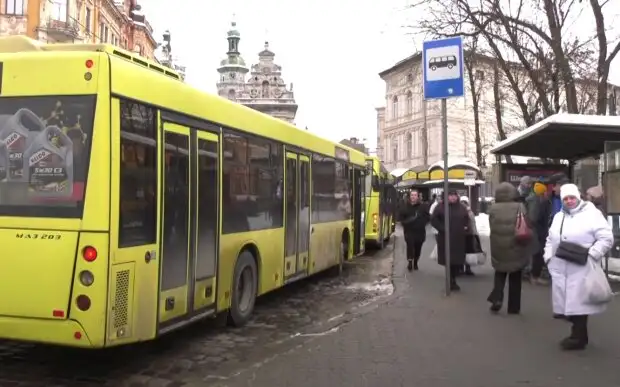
top-left (79, 270), bottom-right (95, 286)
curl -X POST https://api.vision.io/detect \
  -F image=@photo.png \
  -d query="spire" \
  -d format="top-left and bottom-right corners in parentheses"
top-left (217, 19), bottom-right (248, 74)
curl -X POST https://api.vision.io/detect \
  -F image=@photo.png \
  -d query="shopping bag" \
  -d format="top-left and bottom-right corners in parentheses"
top-left (429, 244), bottom-right (438, 261)
top-left (466, 251), bottom-right (487, 266)
top-left (584, 260), bottom-right (613, 305)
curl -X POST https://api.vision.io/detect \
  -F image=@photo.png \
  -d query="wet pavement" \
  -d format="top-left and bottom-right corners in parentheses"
top-left (0, 244), bottom-right (394, 387)
top-left (214, 227), bottom-right (620, 387)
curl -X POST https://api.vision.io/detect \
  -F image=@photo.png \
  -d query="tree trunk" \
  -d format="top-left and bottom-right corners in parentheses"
top-left (494, 64), bottom-right (513, 164)
top-left (465, 53), bottom-right (483, 167)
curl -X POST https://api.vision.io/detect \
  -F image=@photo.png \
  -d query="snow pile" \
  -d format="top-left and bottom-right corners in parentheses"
top-left (475, 213), bottom-right (490, 236)
top-left (346, 277), bottom-right (394, 296)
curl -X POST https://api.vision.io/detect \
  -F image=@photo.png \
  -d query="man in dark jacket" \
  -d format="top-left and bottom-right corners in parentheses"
top-left (399, 190), bottom-right (430, 271)
top-left (547, 173), bottom-right (570, 225)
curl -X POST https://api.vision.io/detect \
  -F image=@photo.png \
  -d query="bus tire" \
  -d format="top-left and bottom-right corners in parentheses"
top-left (377, 234), bottom-right (384, 250)
top-left (227, 250), bottom-right (258, 327)
top-left (335, 230), bottom-right (349, 275)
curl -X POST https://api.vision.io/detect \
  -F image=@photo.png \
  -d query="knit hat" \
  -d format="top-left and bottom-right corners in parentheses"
top-left (533, 182), bottom-right (547, 195)
top-left (460, 196), bottom-right (469, 204)
top-left (560, 183), bottom-right (580, 200)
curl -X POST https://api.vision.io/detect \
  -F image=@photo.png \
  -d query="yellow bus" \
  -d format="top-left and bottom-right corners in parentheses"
top-left (0, 36), bottom-right (367, 348)
top-left (364, 156), bottom-right (396, 249)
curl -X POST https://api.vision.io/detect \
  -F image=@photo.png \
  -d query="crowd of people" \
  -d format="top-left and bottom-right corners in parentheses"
top-left (397, 173), bottom-right (614, 351)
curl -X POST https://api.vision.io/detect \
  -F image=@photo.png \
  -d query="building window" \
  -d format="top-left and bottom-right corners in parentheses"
top-left (392, 96), bottom-right (398, 119)
top-left (407, 73), bottom-right (413, 83)
top-left (392, 137), bottom-right (398, 161)
top-left (104, 26), bottom-right (109, 43)
top-left (5, 0), bottom-right (25, 15)
top-left (476, 70), bottom-right (485, 80)
top-left (51, 0), bottom-right (68, 22)
top-left (406, 132), bottom-right (412, 159)
top-left (99, 23), bottom-right (104, 42)
top-left (406, 91), bottom-right (413, 116)
top-left (85, 8), bottom-right (91, 32)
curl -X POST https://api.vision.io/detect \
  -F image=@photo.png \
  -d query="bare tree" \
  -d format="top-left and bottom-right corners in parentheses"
top-left (493, 63), bottom-right (513, 163)
top-left (587, 0), bottom-right (620, 114)
top-left (464, 36), bottom-right (484, 166)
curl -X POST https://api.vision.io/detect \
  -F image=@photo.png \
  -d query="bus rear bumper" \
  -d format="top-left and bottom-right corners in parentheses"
top-left (0, 315), bottom-right (96, 348)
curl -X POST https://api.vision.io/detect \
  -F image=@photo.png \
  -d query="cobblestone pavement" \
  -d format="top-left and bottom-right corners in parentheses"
top-left (215, 228), bottom-right (620, 387)
top-left (0, 245), bottom-right (394, 387)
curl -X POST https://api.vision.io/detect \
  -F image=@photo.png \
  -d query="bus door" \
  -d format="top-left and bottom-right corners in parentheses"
top-left (352, 167), bottom-right (364, 255)
top-left (158, 124), bottom-right (219, 329)
top-left (284, 152), bottom-right (310, 281)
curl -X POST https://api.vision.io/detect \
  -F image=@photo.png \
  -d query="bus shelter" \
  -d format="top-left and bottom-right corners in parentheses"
top-left (391, 165), bottom-right (430, 196)
top-left (490, 113), bottom-right (620, 276)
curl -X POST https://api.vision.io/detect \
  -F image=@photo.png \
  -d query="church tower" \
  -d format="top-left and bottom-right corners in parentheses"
top-left (240, 41), bottom-right (298, 123)
top-left (216, 21), bottom-right (249, 101)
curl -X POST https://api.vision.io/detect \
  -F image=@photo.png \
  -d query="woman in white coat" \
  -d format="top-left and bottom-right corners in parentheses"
top-left (544, 183), bottom-right (613, 351)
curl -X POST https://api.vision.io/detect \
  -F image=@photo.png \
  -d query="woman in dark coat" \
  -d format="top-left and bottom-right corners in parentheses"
top-left (487, 182), bottom-right (535, 314)
top-left (431, 190), bottom-right (471, 291)
top-left (399, 190), bottom-right (430, 271)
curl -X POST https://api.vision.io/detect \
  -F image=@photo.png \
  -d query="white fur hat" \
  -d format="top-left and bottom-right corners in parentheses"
top-left (560, 183), bottom-right (580, 200)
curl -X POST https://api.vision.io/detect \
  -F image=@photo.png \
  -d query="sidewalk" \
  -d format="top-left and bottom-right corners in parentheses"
top-left (215, 228), bottom-right (620, 387)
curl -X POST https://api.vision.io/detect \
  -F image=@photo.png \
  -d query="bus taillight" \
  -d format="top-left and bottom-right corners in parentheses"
top-left (82, 246), bottom-right (97, 262)
top-left (85, 59), bottom-right (93, 68)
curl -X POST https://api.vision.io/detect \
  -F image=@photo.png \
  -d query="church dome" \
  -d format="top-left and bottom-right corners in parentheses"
top-left (220, 56), bottom-right (246, 66)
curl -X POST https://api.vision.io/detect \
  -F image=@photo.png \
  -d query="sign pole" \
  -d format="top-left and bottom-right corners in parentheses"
top-left (441, 98), bottom-right (451, 296)
top-left (422, 35), bottom-right (464, 297)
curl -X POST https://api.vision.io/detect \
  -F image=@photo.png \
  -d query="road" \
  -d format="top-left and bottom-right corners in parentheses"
top-left (0, 245), bottom-right (394, 387)
top-left (213, 228), bottom-right (620, 387)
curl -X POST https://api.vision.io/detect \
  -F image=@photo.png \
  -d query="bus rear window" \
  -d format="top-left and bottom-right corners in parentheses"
top-left (0, 95), bottom-right (95, 218)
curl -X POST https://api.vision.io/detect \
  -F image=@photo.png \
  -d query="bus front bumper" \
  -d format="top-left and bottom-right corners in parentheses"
top-left (0, 315), bottom-right (95, 348)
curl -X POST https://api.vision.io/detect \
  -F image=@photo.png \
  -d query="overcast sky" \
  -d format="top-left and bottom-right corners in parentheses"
top-left (141, 0), bottom-right (620, 151)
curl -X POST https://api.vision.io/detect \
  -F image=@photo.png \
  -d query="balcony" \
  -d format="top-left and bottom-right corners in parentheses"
top-left (39, 16), bottom-right (79, 42)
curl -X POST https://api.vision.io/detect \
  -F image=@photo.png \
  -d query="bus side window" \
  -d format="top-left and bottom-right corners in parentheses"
top-left (118, 99), bottom-right (158, 247)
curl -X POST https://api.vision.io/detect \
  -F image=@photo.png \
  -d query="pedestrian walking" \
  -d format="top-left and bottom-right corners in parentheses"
top-left (399, 190), bottom-right (430, 271)
top-left (430, 190), bottom-right (470, 291)
top-left (544, 183), bottom-right (613, 350)
top-left (460, 196), bottom-right (477, 276)
top-left (487, 182), bottom-right (535, 314)
top-left (516, 176), bottom-right (540, 281)
top-left (530, 182), bottom-right (551, 285)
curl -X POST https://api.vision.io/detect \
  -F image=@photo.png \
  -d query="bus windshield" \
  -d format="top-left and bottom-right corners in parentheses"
top-left (0, 95), bottom-right (95, 218)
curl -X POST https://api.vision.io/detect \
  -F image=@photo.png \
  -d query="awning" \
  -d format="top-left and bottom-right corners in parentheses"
top-left (428, 158), bottom-right (480, 172)
top-left (491, 114), bottom-right (620, 160)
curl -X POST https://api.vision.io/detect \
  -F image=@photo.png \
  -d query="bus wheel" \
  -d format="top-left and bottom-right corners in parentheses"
top-left (227, 250), bottom-right (258, 327)
top-left (339, 231), bottom-right (350, 275)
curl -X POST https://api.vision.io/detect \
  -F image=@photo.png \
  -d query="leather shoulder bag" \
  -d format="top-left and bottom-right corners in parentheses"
top-left (555, 214), bottom-right (589, 266)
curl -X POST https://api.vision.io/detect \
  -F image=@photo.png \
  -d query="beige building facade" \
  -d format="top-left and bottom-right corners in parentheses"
top-left (377, 53), bottom-right (620, 172)
top-left (0, 0), bottom-right (157, 60)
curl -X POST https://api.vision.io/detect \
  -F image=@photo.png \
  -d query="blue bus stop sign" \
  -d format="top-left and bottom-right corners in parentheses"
top-left (422, 36), bottom-right (465, 100)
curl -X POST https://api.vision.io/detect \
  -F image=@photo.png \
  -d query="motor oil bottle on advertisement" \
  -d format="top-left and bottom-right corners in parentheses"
top-left (0, 142), bottom-right (8, 181)
top-left (0, 108), bottom-right (45, 181)
top-left (23, 125), bottom-right (74, 197)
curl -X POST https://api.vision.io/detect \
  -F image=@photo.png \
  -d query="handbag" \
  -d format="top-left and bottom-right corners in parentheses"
top-left (515, 206), bottom-right (531, 244)
top-left (555, 215), bottom-right (589, 266)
